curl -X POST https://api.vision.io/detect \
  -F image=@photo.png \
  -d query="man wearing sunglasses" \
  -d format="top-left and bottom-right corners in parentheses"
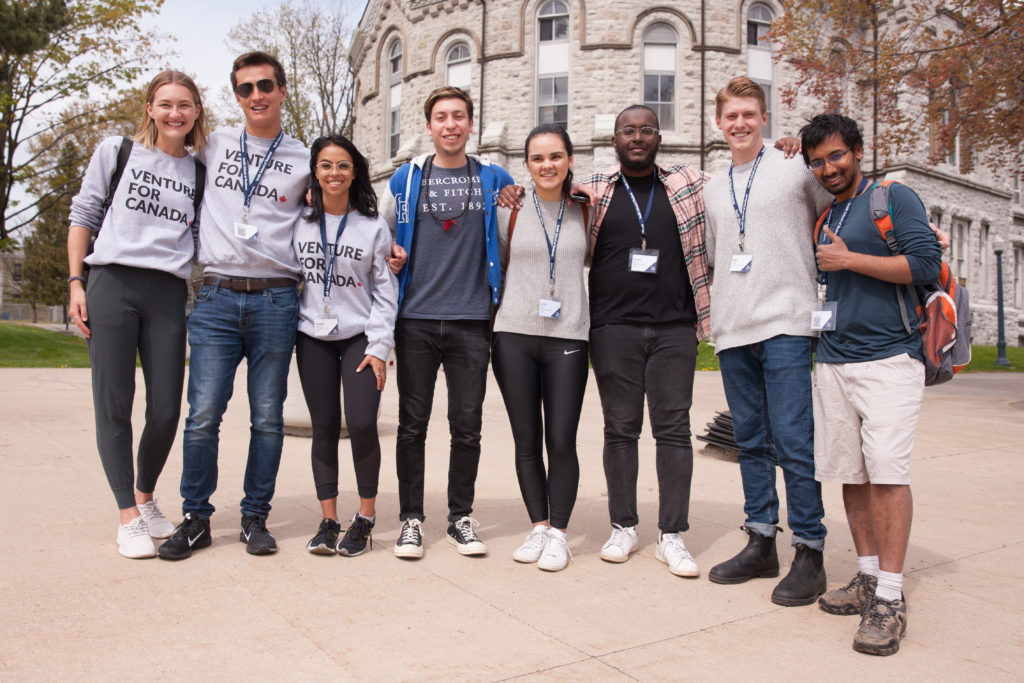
top-left (703, 77), bottom-right (832, 605)
top-left (160, 51), bottom-right (310, 561)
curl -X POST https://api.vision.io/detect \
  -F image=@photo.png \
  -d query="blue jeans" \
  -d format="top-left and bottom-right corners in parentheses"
top-left (718, 335), bottom-right (826, 548)
top-left (180, 283), bottom-right (297, 519)
top-left (589, 322), bottom-right (697, 533)
top-left (394, 318), bottom-right (490, 522)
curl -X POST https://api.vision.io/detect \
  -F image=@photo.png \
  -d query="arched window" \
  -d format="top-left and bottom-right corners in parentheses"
top-left (643, 24), bottom-right (677, 131)
top-left (388, 40), bottom-right (402, 157)
top-left (445, 43), bottom-right (471, 91)
top-left (747, 3), bottom-right (774, 47)
top-left (536, 0), bottom-right (569, 129)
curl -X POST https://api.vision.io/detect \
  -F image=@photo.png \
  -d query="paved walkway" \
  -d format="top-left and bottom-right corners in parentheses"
top-left (1, 367), bottom-right (1021, 680)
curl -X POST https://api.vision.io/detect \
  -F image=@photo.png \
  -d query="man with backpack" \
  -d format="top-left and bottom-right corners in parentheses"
top-left (801, 114), bottom-right (942, 656)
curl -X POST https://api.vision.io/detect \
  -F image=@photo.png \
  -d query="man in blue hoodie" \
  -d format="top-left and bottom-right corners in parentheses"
top-left (380, 86), bottom-right (514, 559)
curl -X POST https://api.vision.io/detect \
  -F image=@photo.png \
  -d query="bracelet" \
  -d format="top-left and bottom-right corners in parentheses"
top-left (67, 275), bottom-right (86, 286)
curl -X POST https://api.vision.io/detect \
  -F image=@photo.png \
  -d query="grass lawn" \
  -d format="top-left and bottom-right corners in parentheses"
top-left (0, 323), bottom-right (90, 368)
top-left (961, 344), bottom-right (1024, 372)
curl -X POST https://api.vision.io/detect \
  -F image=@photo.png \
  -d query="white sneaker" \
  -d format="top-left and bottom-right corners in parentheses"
top-left (656, 532), bottom-right (699, 577)
top-left (513, 526), bottom-right (549, 563)
top-left (117, 516), bottom-right (157, 559)
top-left (538, 528), bottom-right (571, 572)
top-left (137, 499), bottom-right (176, 539)
top-left (600, 524), bottom-right (638, 563)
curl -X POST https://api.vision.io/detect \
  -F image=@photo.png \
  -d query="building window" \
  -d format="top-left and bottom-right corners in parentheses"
top-left (1014, 245), bottom-right (1023, 310)
top-left (747, 3), bottom-right (774, 47)
top-left (952, 218), bottom-right (970, 284)
top-left (979, 223), bottom-right (990, 298)
top-left (1014, 169), bottom-right (1022, 207)
top-left (536, 0), bottom-right (569, 129)
top-left (643, 24), bottom-right (676, 131)
top-left (388, 40), bottom-right (402, 158)
top-left (446, 43), bottom-right (471, 92)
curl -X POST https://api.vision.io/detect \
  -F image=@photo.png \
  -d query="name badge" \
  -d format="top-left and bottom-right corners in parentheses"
top-left (628, 248), bottom-right (659, 273)
top-left (234, 222), bottom-right (260, 241)
top-left (314, 318), bottom-right (339, 337)
top-left (538, 298), bottom-right (562, 319)
top-left (810, 302), bottom-right (838, 332)
top-left (730, 253), bottom-right (753, 273)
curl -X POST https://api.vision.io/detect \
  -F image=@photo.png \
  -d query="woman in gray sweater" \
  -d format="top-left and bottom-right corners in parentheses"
top-left (293, 135), bottom-right (398, 557)
top-left (67, 70), bottom-right (208, 558)
top-left (493, 124), bottom-right (590, 572)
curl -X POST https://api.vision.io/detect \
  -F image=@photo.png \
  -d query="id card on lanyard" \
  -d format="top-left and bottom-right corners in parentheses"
top-left (315, 206), bottom-right (351, 337)
top-left (532, 191), bottom-right (566, 318)
top-left (235, 129), bottom-right (285, 241)
top-left (621, 170), bottom-right (659, 274)
top-left (811, 177), bottom-right (870, 332)
top-left (728, 146), bottom-right (764, 272)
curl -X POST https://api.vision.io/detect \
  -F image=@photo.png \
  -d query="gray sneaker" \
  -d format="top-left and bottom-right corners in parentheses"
top-left (819, 572), bottom-right (878, 615)
top-left (853, 594), bottom-right (908, 656)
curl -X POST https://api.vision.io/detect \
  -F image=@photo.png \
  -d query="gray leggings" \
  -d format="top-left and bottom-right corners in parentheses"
top-left (86, 265), bottom-right (187, 509)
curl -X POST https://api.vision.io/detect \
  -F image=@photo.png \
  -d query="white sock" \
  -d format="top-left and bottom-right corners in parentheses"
top-left (358, 513), bottom-right (375, 524)
top-left (857, 555), bottom-right (880, 577)
top-left (875, 570), bottom-right (904, 602)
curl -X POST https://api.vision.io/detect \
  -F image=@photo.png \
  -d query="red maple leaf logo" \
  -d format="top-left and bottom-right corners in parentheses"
top-left (279, 195), bottom-right (287, 202)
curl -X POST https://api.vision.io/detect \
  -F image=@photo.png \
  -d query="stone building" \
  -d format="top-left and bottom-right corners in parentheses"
top-left (350, 0), bottom-right (1024, 346)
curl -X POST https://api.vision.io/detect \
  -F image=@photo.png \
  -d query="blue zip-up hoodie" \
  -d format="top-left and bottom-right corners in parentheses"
top-left (379, 152), bottom-right (515, 308)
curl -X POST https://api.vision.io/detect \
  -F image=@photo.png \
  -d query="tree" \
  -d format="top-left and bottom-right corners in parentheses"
top-left (226, 0), bottom-right (356, 146)
top-left (771, 0), bottom-right (1024, 172)
top-left (0, 0), bottom-right (163, 247)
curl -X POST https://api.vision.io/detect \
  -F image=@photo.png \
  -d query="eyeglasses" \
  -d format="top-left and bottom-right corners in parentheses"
top-left (807, 148), bottom-right (851, 170)
top-left (616, 126), bottom-right (659, 140)
top-left (234, 78), bottom-right (277, 98)
top-left (317, 161), bottom-right (354, 173)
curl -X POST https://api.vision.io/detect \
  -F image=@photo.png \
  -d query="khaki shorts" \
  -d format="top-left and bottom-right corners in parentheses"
top-left (813, 353), bottom-right (924, 485)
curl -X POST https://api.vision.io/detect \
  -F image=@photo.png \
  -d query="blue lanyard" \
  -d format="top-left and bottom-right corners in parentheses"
top-left (817, 177), bottom-right (870, 286)
top-left (728, 146), bottom-right (765, 252)
top-left (620, 170), bottom-right (657, 249)
top-left (319, 206), bottom-right (351, 307)
top-left (531, 190), bottom-right (566, 288)
top-left (239, 129), bottom-right (284, 219)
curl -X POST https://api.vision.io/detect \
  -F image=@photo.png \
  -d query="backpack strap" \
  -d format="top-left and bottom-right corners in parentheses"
top-left (813, 206), bottom-right (829, 246)
top-left (868, 180), bottom-right (917, 334)
top-left (506, 206), bottom-right (518, 265)
top-left (191, 157), bottom-right (206, 249)
top-left (100, 136), bottom-right (134, 225)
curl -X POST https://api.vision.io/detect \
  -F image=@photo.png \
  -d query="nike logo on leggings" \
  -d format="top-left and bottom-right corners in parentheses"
top-left (563, 349), bottom-right (581, 355)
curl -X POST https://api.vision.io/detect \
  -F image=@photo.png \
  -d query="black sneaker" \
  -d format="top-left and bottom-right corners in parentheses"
top-left (446, 516), bottom-right (487, 556)
top-left (393, 519), bottom-right (424, 559)
top-left (239, 515), bottom-right (278, 555)
top-left (158, 513), bottom-right (211, 561)
top-left (307, 518), bottom-right (342, 555)
top-left (337, 514), bottom-right (374, 557)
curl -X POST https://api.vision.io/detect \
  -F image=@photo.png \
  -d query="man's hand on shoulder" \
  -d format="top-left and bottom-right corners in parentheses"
top-left (774, 137), bottom-right (802, 159)
top-left (497, 185), bottom-right (525, 210)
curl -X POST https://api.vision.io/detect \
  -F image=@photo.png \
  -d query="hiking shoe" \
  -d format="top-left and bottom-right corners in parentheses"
top-left (394, 519), bottom-right (424, 559)
top-left (538, 529), bottom-right (571, 572)
top-left (137, 499), bottom-right (176, 539)
top-left (600, 524), bottom-right (638, 563)
top-left (116, 516), bottom-right (156, 559)
top-left (158, 513), bottom-right (211, 561)
top-left (820, 572), bottom-right (879, 615)
top-left (239, 515), bottom-right (278, 555)
top-left (655, 532), bottom-right (699, 577)
top-left (337, 515), bottom-right (374, 557)
top-left (853, 594), bottom-right (908, 656)
top-left (513, 526), bottom-right (549, 563)
top-left (307, 518), bottom-right (341, 555)
top-left (447, 516), bottom-right (487, 556)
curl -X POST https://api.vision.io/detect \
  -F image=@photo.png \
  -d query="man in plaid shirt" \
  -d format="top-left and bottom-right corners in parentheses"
top-left (580, 105), bottom-right (709, 578)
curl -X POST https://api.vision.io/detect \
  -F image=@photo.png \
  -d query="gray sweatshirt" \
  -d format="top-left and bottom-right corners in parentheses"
top-left (69, 136), bottom-right (199, 280)
top-left (704, 146), bottom-right (831, 352)
top-left (494, 197), bottom-right (590, 341)
top-left (293, 210), bottom-right (399, 361)
top-left (197, 127), bottom-right (308, 279)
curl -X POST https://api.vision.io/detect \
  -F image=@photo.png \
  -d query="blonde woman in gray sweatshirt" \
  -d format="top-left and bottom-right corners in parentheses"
top-left (67, 70), bottom-right (208, 559)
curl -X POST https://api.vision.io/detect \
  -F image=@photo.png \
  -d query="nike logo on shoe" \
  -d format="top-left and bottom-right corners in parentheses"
top-left (563, 349), bottom-right (581, 355)
top-left (189, 530), bottom-right (206, 546)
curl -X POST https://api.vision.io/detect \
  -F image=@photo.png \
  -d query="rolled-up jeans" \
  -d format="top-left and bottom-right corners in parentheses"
top-left (179, 282), bottom-right (297, 520)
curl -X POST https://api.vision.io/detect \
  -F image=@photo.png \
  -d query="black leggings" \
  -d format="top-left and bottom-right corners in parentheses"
top-left (492, 332), bottom-right (588, 529)
top-left (295, 332), bottom-right (382, 501)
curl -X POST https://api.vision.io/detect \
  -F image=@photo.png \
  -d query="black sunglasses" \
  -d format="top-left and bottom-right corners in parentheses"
top-left (234, 78), bottom-right (277, 98)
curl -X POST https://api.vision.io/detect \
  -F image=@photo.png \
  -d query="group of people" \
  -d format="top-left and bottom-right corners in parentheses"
top-left (69, 47), bottom-right (939, 657)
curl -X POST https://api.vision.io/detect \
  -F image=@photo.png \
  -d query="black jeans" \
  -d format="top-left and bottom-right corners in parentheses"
top-left (589, 322), bottom-right (698, 533)
top-left (295, 332), bottom-right (382, 501)
top-left (492, 332), bottom-right (588, 529)
top-left (394, 318), bottom-right (490, 522)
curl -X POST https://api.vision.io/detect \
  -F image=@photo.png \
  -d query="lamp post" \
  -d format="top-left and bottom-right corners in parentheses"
top-left (993, 238), bottom-right (1010, 367)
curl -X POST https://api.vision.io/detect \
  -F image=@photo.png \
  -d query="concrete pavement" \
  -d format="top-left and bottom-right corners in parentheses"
top-left (1, 366), bottom-right (1021, 680)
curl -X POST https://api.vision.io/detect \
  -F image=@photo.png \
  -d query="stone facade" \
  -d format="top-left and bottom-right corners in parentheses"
top-left (350, 0), bottom-right (1024, 347)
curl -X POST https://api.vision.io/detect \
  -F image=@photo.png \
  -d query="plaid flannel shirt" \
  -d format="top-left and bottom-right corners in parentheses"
top-left (582, 163), bottom-right (712, 340)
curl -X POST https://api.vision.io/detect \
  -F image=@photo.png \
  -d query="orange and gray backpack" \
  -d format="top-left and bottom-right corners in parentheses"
top-left (814, 180), bottom-right (972, 385)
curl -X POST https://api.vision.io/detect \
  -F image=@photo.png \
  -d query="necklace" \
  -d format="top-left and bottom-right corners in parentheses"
top-left (421, 155), bottom-right (474, 231)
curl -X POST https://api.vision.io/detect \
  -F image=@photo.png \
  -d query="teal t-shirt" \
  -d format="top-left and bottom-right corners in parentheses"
top-left (815, 183), bottom-right (942, 364)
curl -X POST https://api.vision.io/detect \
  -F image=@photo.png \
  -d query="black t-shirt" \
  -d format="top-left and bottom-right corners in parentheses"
top-left (588, 172), bottom-right (696, 327)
